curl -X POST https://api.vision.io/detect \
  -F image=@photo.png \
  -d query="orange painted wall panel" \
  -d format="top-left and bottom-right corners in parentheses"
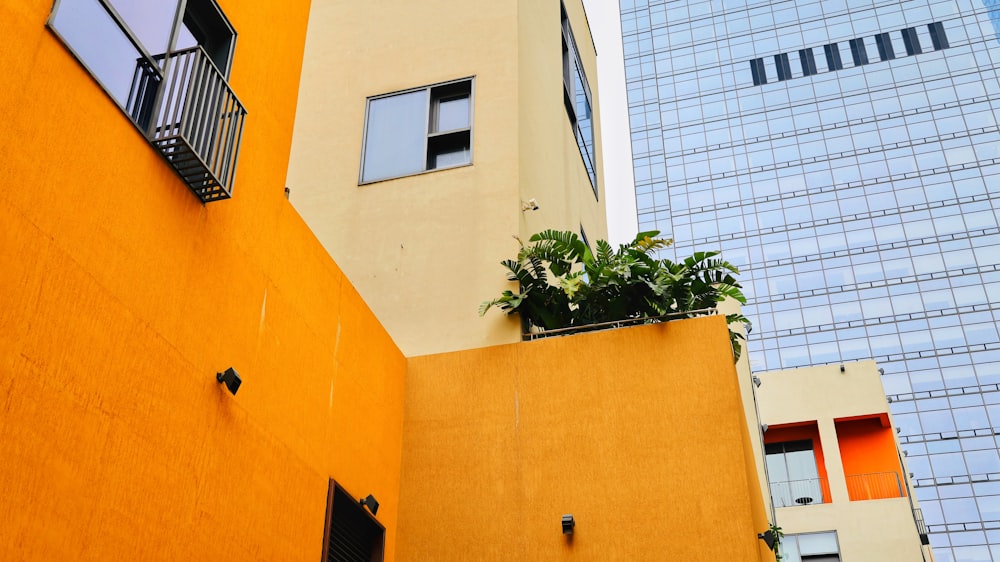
top-left (836, 417), bottom-right (906, 500)
top-left (398, 317), bottom-right (773, 561)
top-left (0, 1), bottom-right (407, 561)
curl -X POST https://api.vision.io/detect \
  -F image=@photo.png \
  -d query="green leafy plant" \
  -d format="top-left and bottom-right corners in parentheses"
top-left (480, 230), bottom-right (752, 361)
top-left (769, 523), bottom-right (784, 561)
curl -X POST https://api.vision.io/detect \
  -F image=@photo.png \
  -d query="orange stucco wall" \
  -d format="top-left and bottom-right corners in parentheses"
top-left (397, 316), bottom-right (773, 561)
top-left (764, 422), bottom-right (832, 504)
top-left (0, 1), bottom-right (407, 560)
top-left (836, 416), bottom-right (906, 500)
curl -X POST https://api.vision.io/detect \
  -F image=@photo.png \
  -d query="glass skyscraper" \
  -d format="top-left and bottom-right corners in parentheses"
top-left (620, 1), bottom-right (1000, 559)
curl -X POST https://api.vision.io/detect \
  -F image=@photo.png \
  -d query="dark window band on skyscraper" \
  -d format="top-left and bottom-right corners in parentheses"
top-left (774, 53), bottom-right (792, 81)
top-left (901, 27), bottom-right (922, 55)
top-left (875, 32), bottom-right (895, 61)
top-left (750, 23), bottom-right (949, 87)
top-left (928, 22), bottom-right (949, 50)
top-left (749, 57), bottom-right (767, 86)
top-left (849, 38), bottom-right (869, 66)
top-left (799, 48), bottom-right (818, 76)
top-left (824, 43), bottom-right (843, 70)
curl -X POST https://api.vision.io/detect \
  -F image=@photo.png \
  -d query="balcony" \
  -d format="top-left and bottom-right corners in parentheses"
top-left (846, 471), bottom-right (904, 501)
top-left (913, 507), bottom-right (930, 545)
top-left (771, 477), bottom-right (829, 507)
top-left (128, 46), bottom-right (247, 203)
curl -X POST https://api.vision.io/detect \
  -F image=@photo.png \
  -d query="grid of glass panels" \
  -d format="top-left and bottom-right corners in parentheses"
top-left (621, 0), bottom-right (1000, 560)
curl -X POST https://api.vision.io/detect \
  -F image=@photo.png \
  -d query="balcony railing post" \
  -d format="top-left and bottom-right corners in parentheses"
top-left (130, 45), bottom-right (246, 202)
top-left (845, 472), bottom-right (906, 501)
top-left (770, 477), bottom-right (828, 507)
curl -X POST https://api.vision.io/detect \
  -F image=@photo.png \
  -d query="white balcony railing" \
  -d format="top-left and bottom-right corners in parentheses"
top-left (771, 477), bottom-right (828, 507)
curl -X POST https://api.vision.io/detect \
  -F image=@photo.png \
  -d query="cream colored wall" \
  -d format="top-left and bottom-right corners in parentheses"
top-left (777, 500), bottom-right (926, 562)
top-left (719, 300), bottom-right (775, 522)
top-left (516, 0), bottom-right (608, 244)
top-left (758, 361), bottom-right (889, 424)
top-left (758, 361), bottom-right (930, 561)
top-left (287, 0), bottom-right (608, 357)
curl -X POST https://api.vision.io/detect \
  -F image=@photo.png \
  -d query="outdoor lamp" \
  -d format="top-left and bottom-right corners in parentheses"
top-left (360, 494), bottom-right (379, 516)
top-left (561, 514), bottom-right (575, 534)
top-left (216, 367), bottom-right (242, 395)
top-left (758, 529), bottom-right (777, 550)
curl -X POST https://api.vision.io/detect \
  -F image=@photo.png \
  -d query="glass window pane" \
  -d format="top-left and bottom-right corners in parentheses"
top-left (434, 95), bottom-right (469, 132)
top-left (50, 0), bottom-right (152, 105)
top-left (429, 140), bottom-right (470, 169)
top-left (798, 531), bottom-right (839, 555)
top-left (362, 90), bottom-right (428, 182)
top-left (105, 0), bottom-right (179, 55)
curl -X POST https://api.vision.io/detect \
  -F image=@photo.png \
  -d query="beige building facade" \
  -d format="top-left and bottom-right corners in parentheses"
top-left (756, 361), bottom-right (934, 561)
top-left (287, 0), bottom-right (607, 356)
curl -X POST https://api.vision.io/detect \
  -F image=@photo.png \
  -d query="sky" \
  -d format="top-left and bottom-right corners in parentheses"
top-left (582, 0), bottom-right (639, 246)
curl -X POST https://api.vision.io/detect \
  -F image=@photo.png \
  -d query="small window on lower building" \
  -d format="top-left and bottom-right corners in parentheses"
top-left (321, 482), bottom-right (385, 562)
top-left (783, 531), bottom-right (840, 562)
top-left (765, 439), bottom-right (824, 507)
top-left (360, 78), bottom-right (473, 184)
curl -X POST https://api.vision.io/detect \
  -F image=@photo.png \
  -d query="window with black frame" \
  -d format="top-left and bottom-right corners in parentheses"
top-left (781, 531), bottom-right (841, 562)
top-left (561, 4), bottom-right (597, 197)
top-left (359, 78), bottom-right (473, 184)
top-left (765, 439), bottom-right (825, 507)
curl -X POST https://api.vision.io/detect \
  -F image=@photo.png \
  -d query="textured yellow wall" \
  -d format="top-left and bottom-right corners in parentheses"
top-left (286, 0), bottom-right (608, 357)
top-left (397, 316), bottom-right (773, 561)
top-left (0, 1), bottom-right (407, 560)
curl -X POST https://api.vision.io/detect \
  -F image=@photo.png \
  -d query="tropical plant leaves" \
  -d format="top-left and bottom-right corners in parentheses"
top-left (480, 229), bottom-right (751, 361)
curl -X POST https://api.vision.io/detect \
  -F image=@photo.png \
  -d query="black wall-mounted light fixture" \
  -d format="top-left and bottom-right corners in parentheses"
top-left (561, 514), bottom-right (575, 534)
top-left (216, 367), bottom-right (242, 395)
top-left (761, 423), bottom-right (769, 433)
top-left (752, 375), bottom-right (762, 388)
top-left (758, 529), bottom-right (777, 550)
top-left (840, 364), bottom-right (846, 372)
top-left (360, 494), bottom-right (379, 516)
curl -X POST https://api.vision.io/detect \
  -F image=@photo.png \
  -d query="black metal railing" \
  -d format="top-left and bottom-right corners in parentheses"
top-left (913, 507), bottom-right (930, 545)
top-left (129, 46), bottom-right (246, 203)
top-left (522, 308), bottom-right (719, 340)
